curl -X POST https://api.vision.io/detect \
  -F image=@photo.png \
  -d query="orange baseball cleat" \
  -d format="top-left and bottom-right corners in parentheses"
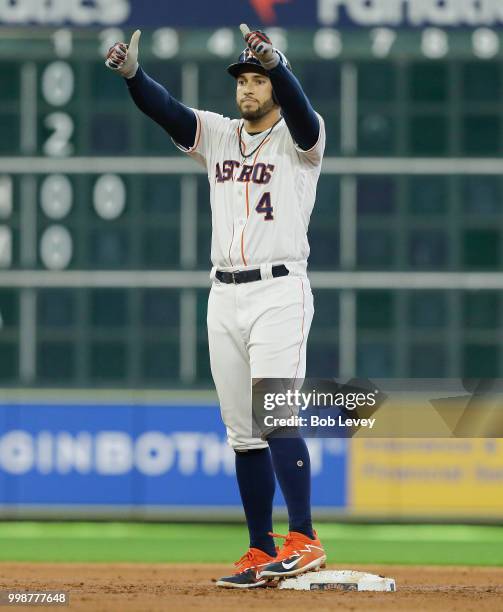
top-left (216, 547), bottom-right (278, 588)
top-left (259, 531), bottom-right (326, 578)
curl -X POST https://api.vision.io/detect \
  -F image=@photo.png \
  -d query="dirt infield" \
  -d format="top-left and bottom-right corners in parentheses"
top-left (1, 563), bottom-right (502, 612)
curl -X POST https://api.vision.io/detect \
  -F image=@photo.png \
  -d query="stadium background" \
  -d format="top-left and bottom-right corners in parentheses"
top-left (1, 0), bottom-right (503, 571)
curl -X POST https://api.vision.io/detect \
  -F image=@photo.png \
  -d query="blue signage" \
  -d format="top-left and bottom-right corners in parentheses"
top-left (1, 0), bottom-right (503, 29)
top-left (0, 401), bottom-right (347, 516)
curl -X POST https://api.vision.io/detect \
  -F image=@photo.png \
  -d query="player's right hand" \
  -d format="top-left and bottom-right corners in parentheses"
top-left (105, 29), bottom-right (141, 79)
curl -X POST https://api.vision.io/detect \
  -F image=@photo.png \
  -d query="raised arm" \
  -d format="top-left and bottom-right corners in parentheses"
top-left (105, 30), bottom-right (197, 151)
top-left (126, 67), bottom-right (197, 150)
top-left (267, 62), bottom-right (320, 151)
top-left (241, 25), bottom-right (320, 151)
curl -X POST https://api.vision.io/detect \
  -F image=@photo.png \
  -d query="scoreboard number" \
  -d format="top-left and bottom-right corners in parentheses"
top-left (39, 225), bottom-right (73, 271)
top-left (43, 113), bottom-right (74, 157)
top-left (472, 28), bottom-right (500, 59)
top-left (41, 61), bottom-right (75, 158)
top-left (309, 27), bottom-right (503, 60)
top-left (152, 28), bottom-right (179, 59)
top-left (93, 175), bottom-right (126, 220)
top-left (41, 175), bottom-right (73, 220)
top-left (30, 27), bottom-right (503, 65)
top-left (421, 28), bottom-right (449, 59)
top-left (52, 29), bottom-right (73, 58)
top-left (313, 28), bottom-right (342, 59)
top-left (38, 58), bottom-right (75, 270)
top-left (370, 28), bottom-right (397, 58)
top-left (207, 28), bottom-right (235, 57)
top-left (42, 62), bottom-right (75, 107)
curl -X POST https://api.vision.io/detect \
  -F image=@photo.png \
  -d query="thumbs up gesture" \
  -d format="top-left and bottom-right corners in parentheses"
top-left (105, 29), bottom-right (141, 79)
top-left (240, 23), bottom-right (279, 70)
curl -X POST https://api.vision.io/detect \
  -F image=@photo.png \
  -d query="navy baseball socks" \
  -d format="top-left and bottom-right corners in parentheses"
top-left (267, 435), bottom-right (315, 539)
top-left (235, 448), bottom-right (277, 556)
top-left (261, 435), bottom-right (327, 578)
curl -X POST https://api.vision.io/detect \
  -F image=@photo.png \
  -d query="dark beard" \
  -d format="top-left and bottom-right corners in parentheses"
top-left (238, 97), bottom-right (276, 121)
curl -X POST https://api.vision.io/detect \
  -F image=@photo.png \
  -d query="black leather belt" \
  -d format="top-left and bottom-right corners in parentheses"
top-left (215, 264), bottom-right (289, 284)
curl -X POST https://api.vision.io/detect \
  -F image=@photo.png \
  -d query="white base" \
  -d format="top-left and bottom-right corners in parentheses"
top-left (277, 570), bottom-right (396, 592)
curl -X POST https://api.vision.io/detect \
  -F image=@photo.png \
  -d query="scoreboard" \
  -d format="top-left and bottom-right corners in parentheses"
top-left (3, 27), bottom-right (503, 271)
top-left (1, 27), bottom-right (503, 388)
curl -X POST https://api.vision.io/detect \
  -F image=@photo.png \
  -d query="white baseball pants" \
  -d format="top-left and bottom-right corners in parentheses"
top-left (207, 274), bottom-right (314, 450)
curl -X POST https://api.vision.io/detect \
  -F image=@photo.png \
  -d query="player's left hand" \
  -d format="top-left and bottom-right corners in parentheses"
top-left (240, 24), bottom-right (279, 71)
top-left (105, 29), bottom-right (141, 79)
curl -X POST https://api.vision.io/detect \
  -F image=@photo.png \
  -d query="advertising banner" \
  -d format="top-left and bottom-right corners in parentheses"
top-left (0, 401), bottom-right (347, 516)
top-left (2, 1), bottom-right (503, 29)
top-left (349, 438), bottom-right (503, 518)
top-left (1, 396), bottom-right (502, 520)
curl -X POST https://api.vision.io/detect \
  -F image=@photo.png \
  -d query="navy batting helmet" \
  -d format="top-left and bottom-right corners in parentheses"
top-left (227, 47), bottom-right (292, 79)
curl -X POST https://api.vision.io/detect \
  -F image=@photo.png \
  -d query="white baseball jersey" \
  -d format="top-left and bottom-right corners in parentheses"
top-left (175, 110), bottom-right (326, 273)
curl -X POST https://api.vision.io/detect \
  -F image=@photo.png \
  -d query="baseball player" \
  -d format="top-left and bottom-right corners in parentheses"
top-left (106, 25), bottom-right (327, 588)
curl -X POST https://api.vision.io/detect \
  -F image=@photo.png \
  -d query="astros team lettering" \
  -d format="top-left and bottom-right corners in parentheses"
top-left (216, 161), bottom-right (275, 184)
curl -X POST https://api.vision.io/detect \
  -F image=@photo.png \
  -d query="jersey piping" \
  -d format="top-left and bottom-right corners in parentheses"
top-left (241, 135), bottom-right (272, 267)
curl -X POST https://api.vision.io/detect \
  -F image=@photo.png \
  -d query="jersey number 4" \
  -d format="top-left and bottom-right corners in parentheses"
top-left (255, 192), bottom-right (274, 221)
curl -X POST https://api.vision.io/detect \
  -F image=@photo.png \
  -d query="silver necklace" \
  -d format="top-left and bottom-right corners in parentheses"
top-left (239, 118), bottom-right (282, 163)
